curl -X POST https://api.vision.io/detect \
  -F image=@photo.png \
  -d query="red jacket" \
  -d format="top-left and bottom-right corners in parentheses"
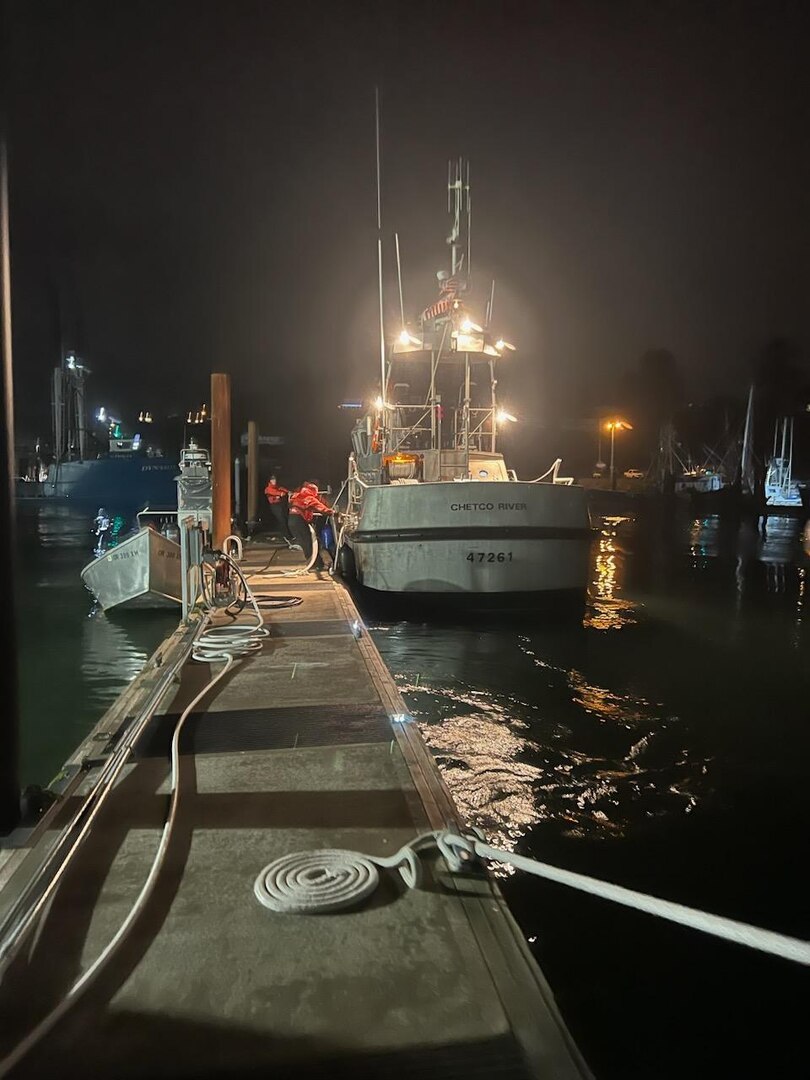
top-left (264, 480), bottom-right (288, 504)
top-left (289, 482), bottom-right (331, 523)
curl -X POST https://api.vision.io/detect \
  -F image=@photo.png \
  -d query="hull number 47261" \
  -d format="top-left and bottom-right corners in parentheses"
top-left (466, 552), bottom-right (513, 562)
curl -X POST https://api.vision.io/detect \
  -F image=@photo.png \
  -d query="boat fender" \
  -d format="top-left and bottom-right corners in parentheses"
top-left (336, 543), bottom-right (356, 580)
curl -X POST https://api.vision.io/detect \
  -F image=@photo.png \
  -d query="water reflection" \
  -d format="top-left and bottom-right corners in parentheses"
top-left (393, 651), bottom-right (707, 868)
top-left (585, 515), bottom-right (636, 631)
top-left (759, 515), bottom-right (801, 594)
top-left (81, 609), bottom-right (153, 712)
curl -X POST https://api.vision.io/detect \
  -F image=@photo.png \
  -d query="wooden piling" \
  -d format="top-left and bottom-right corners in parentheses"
top-left (211, 372), bottom-right (232, 549)
top-left (247, 420), bottom-right (259, 526)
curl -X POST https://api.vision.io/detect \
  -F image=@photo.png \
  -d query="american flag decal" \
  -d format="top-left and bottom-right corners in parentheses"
top-left (421, 297), bottom-right (453, 321)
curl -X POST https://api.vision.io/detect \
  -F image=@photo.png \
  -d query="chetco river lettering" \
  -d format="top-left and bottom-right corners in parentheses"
top-left (450, 501), bottom-right (527, 511)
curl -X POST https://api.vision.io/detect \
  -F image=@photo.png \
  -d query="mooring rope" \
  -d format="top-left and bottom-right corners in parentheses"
top-left (253, 831), bottom-right (810, 967)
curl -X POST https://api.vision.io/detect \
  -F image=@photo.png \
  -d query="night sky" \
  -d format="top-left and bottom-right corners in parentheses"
top-left (6, 0), bottom-right (810, 479)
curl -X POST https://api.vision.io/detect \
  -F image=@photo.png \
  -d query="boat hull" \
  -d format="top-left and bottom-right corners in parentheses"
top-left (344, 481), bottom-right (591, 596)
top-left (81, 528), bottom-right (182, 611)
top-left (45, 457), bottom-right (178, 506)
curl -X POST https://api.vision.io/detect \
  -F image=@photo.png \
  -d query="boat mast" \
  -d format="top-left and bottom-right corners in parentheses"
top-left (740, 384), bottom-right (754, 494)
top-left (375, 89), bottom-right (386, 439)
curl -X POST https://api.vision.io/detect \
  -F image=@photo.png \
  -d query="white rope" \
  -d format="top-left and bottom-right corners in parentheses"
top-left (253, 836), bottom-right (433, 913)
top-left (0, 555), bottom-right (270, 1078)
top-left (255, 831), bottom-right (810, 967)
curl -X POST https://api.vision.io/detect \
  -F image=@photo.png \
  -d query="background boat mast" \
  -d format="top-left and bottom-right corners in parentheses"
top-left (374, 89), bottom-right (386, 422)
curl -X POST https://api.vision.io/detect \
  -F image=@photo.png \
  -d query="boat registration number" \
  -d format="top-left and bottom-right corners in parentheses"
top-left (465, 552), bottom-right (513, 563)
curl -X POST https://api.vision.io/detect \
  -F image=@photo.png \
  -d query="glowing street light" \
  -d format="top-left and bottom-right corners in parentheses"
top-left (605, 419), bottom-right (633, 489)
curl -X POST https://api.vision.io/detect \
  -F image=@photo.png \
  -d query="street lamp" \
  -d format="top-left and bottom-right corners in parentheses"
top-left (605, 419), bottom-right (633, 489)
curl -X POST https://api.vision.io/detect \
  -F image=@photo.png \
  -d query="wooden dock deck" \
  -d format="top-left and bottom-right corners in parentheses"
top-left (0, 542), bottom-right (591, 1079)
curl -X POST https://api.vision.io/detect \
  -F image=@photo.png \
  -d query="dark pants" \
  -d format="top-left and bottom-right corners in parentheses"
top-left (268, 498), bottom-right (292, 540)
top-left (289, 513), bottom-right (323, 568)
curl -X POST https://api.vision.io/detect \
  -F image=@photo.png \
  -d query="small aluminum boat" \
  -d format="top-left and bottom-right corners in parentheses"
top-left (81, 521), bottom-right (182, 611)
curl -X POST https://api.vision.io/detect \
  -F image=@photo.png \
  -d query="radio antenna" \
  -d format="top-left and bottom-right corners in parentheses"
top-left (395, 232), bottom-right (405, 329)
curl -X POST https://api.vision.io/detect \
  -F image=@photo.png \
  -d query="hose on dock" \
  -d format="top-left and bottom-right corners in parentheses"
top-left (0, 553), bottom-right (276, 1078)
top-left (253, 829), bottom-right (810, 967)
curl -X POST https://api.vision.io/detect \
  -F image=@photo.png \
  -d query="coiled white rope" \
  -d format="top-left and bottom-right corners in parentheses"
top-left (254, 837), bottom-right (432, 913)
top-left (254, 831), bottom-right (810, 967)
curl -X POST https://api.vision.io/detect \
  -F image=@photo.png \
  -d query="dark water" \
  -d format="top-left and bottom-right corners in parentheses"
top-left (12, 500), bottom-right (809, 1076)
top-left (369, 508), bottom-right (810, 1079)
top-left (14, 502), bottom-right (176, 786)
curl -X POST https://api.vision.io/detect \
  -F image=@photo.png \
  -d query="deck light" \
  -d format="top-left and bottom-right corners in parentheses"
top-left (461, 318), bottom-right (483, 333)
top-left (374, 395), bottom-right (384, 411)
top-left (398, 329), bottom-right (410, 345)
top-left (495, 339), bottom-right (515, 351)
top-left (496, 410), bottom-right (517, 423)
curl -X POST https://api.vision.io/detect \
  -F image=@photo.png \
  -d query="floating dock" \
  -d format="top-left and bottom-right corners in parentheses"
top-left (0, 543), bottom-right (590, 1078)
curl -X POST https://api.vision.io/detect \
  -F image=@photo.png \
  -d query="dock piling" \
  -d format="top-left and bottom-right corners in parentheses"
top-left (211, 372), bottom-right (232, 549)
top-left (0, 133), bottom-right (20, 834)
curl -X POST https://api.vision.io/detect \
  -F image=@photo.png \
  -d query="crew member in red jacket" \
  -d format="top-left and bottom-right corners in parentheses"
top-left (288, 480), bottom-right (332, 568)
top-left (264, 475), bottom-right (293, 543)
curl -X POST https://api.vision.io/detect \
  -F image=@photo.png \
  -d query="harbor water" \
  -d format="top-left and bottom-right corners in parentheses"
top-left (13, 499), bottom-right (809, 1077)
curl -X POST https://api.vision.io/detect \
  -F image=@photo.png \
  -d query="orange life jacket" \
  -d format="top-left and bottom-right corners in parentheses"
top-left (289, 483), bottom-right (331, 523)
top-left (264, 481), bottom-right (288, 504)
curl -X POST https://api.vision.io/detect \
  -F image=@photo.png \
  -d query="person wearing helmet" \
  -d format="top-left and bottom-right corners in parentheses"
top-left (288, 480), bottom-right (332, 569)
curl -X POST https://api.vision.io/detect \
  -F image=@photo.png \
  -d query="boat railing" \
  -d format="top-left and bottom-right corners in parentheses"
top-left (529, 458), bottom-right (573, 484)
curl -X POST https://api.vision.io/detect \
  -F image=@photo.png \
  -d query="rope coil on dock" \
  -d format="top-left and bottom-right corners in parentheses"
top-left (254, 851), bottom-right (381, 913)
top-left (253, 831), bottom-right (810, 968)
top-left (253, 839), bottom-right (429, 913)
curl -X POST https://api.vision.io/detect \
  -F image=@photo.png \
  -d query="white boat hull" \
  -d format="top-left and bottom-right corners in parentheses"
top-left (81, 528), bottom-right (182, 611)
top-left (344, 481), bottom-right (591, 596)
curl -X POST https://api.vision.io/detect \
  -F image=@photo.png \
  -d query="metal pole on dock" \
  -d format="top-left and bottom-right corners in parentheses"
top-left (247, 420), bottom-right (258, 529)
top-left (211, 372), bottom-right (232, 549)
top-left (233, 456), bottom-right (241, 520)
top-left (0, 133), bottom-right (20, 833)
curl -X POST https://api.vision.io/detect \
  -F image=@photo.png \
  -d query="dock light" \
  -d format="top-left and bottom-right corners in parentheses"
top-left (605, 419), bottom-right (633, 490)
top-left (496, 410), bottom-right (517, 423)
top-left (495, 339), bottom-right (516, 351)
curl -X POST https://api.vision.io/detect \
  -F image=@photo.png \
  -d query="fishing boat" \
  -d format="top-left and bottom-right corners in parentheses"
top-left (80, 509), bottom-right (182, 611)
top-left (338, 159), bottom-right (591, 603)
top-left (43, 353), bottom-right (178, 505)
top-left (764, 417), bottom-right (806, 512)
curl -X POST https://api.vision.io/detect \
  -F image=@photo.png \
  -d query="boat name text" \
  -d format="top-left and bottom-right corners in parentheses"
top-left (450, 501), bottom-right (527, 511)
